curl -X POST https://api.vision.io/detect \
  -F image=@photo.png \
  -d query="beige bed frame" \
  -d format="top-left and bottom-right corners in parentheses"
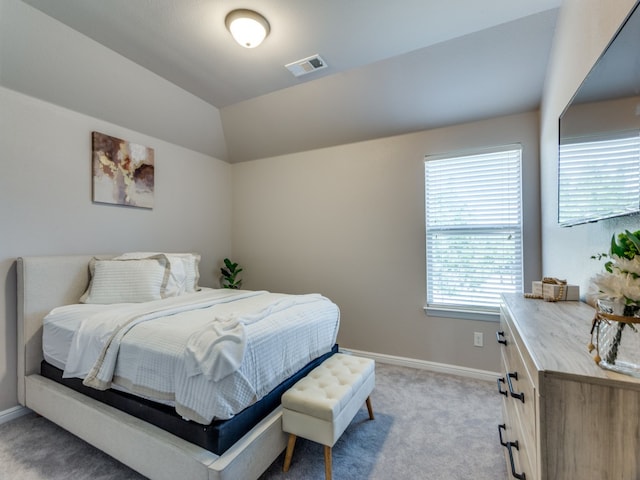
top-left (16, 255), bottom-right (287, 480)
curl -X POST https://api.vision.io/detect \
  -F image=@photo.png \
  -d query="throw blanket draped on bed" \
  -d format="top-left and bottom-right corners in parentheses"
top-left (183, 293), bottom-right (328, 382)
top-left (44, 288), bottom-right (340, 423)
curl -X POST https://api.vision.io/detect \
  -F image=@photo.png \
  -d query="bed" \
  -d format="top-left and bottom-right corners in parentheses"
top-left (16, 254), bottom-right (340, 480)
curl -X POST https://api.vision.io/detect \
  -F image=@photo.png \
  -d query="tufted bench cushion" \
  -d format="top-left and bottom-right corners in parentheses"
top-left (281, 353), bottom-right (375, 480)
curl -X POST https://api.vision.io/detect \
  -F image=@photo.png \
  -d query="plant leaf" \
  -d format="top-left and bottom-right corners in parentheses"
top-left (625, 230), bottom-right (640, 255)
top-left (611, 234), bottom-right (625, 258)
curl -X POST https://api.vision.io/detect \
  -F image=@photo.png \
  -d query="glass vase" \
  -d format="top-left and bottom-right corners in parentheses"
top-left (592, 299), bottom-right (640, 377)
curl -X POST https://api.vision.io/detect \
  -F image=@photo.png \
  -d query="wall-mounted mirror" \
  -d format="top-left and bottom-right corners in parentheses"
top-left (558, 3), bottom-right (640, 226)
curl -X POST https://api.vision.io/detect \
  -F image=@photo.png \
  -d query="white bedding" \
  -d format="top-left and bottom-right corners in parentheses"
top-left (42, 288), bottom-right (340, 423)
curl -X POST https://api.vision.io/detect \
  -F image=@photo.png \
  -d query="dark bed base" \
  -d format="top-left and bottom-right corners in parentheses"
top-left (40, 345), bottom-right (337, 455)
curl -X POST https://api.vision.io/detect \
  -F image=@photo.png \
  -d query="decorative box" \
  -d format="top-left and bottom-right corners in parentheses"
top-left (542, 283), bottom-right (579, 301)
top-left (532, 281), bottom-right (543, 297)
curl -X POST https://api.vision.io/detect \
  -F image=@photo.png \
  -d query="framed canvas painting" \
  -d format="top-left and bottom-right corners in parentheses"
top-left (92, 131), bottom-right (155, 209)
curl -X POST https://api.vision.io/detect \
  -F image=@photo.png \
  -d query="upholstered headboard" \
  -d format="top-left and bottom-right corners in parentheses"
top-left (16, 255), bottom-right (111, 405)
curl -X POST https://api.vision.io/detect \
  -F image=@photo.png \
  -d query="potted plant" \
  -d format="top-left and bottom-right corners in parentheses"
top-left (220, 258), bottom-right (243, 289)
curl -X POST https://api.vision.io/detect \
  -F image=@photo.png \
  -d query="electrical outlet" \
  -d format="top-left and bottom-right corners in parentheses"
top-left (473, 332), bottom-right (484, 347)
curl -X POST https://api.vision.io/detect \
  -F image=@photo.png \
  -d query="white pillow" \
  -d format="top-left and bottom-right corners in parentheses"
top-left (80, 255), bottom-right (170, 304)
top-left (170, 253), bottom-right (201, 293)
top-left (114, 252), bottom-right (201, 295)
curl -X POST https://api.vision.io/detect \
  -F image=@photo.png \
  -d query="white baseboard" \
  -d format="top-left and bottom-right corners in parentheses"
top-left (339, 348), bottom-right (499, 382)
top-left (0, 405), bottom-right (31, 425)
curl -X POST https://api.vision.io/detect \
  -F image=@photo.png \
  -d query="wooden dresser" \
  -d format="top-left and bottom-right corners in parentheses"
top-left (498, 293), bottom-right (640, 480)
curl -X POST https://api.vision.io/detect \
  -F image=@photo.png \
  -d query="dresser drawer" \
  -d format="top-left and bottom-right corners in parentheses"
top-left (500, 355), bottom-right (536, 480)
top-left (500, 397), bottom-right (534, 480)
top-left (498, 313), bottom-right (537, 479)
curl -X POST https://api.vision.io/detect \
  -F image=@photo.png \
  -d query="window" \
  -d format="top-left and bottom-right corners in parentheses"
top-left (558, 131), bottom-right (640, 226)
top-left (424, 146), bottom-right (523, 320)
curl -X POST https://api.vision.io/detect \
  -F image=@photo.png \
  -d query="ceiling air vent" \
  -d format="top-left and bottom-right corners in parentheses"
top-left (285, 54), bottom-right (328, 77)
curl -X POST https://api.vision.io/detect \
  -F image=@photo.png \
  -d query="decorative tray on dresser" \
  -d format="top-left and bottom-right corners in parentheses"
top-left (497, 293), bottom-right (640, 480)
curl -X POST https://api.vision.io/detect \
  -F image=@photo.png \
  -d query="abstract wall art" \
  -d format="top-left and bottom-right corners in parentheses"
top-left (92, 131), bottom-right (155, 209)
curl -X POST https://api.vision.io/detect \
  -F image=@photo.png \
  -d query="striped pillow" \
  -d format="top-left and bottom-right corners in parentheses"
top-left (114, 252), bottom-right (201, 295)
top-left (80, 255), bottom-right (170, 304)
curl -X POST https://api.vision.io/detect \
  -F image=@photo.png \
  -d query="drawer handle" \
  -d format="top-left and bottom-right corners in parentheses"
top-left (507, 372), bottom-right (525, 403)
top-left (497, 377), bottom-right (508, 396)
top-left (506, 440), bottom-right (526, 480)
top-left (496, 331), bottom-right (508, 345)
top-left (498, 424), bottom-right (526, 480)
top-left (498, 423), bottom-right (508, 447)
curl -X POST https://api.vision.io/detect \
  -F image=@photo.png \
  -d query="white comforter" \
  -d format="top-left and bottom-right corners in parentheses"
top-left (43, 288), bottom-right (340, 423)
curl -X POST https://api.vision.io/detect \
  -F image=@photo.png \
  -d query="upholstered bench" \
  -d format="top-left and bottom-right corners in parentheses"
top-left (281, 353), bottom-right (375, 480)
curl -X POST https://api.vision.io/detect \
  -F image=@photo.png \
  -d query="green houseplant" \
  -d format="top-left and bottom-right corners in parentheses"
top-left (220, 258), bottom-right (243, 289)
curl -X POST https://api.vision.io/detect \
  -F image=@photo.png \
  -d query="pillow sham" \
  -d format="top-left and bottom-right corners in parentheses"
top-left (114, 252), bottom-right (201, 295)
top-left (80, 255), bottom-right (170, 304)
top-left (169, 253), bottom-right (201, 293)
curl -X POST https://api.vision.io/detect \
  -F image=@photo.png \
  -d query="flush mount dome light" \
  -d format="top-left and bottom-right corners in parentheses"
top-left (225, 9), bottom-right (270, 48)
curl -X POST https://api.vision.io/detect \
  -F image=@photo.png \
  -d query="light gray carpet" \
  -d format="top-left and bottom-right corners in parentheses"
top-left (0, 363), bottom-right (507, 480)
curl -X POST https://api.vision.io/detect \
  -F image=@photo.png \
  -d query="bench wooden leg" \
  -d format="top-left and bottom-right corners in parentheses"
top-left (324, 445), bottom-right (332, 480)
top-left (366, 396), bottom-right (374, 420)
top-left (283, 433), bottom-right (297, 472)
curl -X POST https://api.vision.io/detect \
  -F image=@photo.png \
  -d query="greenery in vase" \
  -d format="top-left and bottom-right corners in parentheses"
top-left (592, 230), bottom-right (640, 303)
top-left (591, 230), bottom-right (640, 364)
top-left (220, 258), bottom-right (243, 289)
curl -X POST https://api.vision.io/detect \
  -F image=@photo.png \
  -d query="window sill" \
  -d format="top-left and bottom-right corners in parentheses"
top-left (424, 306), bottom-right (499, 322)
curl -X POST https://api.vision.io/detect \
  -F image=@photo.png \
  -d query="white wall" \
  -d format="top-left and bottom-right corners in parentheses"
top-left (232, 111), bottom-right (541, 372)
top-left (0, 0), bottom-right (227, 160)
top-left (0, 0), bottom-right (233, 413)
top-left (0, 86), bottom-right (232, 412)
top-left (540, 0), bottom-right (639, 297)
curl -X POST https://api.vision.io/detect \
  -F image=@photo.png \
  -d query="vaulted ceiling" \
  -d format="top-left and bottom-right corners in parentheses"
top-left (22, 0), bottom-right (562, 162)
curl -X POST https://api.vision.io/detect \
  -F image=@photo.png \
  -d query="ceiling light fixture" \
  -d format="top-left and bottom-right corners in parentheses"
top-left (225, 9), bottom-right (270, 49)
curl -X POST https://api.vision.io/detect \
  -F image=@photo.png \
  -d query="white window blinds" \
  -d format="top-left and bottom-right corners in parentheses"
top-left (425, 146), bottom-right (523, 314)
top-left (558, 132), bottom-right (640, 226)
